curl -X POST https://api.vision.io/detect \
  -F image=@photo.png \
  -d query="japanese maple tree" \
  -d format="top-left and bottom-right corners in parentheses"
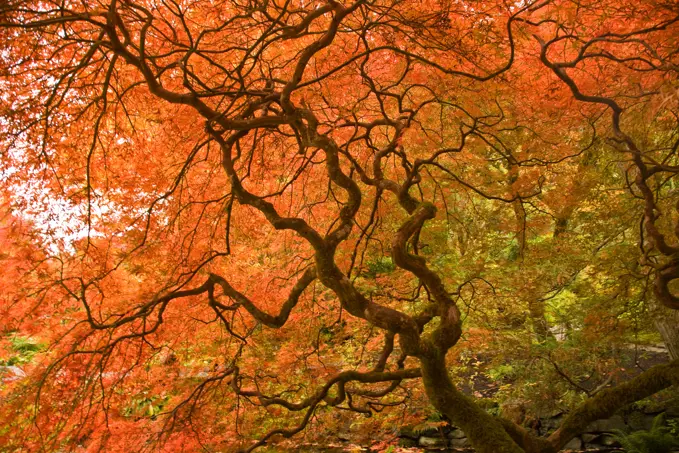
top-left (1, 1), bottom-right (678, 452)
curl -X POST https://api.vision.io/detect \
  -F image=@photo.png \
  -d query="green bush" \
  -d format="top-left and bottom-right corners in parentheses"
top-left (612, 414), bottom-right (679, 453)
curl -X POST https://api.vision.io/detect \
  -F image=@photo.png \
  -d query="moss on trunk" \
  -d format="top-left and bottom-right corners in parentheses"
top-left (419, 353), bottom-right (526, 453)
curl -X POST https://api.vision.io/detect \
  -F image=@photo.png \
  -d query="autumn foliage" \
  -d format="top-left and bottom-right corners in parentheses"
top-left (1, 1), bottom-right (679, 452)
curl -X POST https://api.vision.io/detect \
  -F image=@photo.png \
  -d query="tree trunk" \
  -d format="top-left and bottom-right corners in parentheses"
top-left (653, 303), bottom-right (679, 360)
top-left (553, 217), bottom-right (568, 238)
top-left (419, 353), bottom-right (526, 453)
top-left (528, 298), bottom-right (552, 343)
top-left (512, 199), bottom-right (527, 260)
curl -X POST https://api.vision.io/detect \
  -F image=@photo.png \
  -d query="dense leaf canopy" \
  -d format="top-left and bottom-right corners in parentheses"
top-left (1, 1), bottom-right (679, 452)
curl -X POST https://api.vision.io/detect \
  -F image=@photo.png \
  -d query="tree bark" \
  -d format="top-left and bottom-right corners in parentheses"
top-left (528, 298), bottom-right (552, 343)
top-left (653, 303), bottom-right (679, 360)
top-left (419, 353), bottom-right (525, 453)
top-left (548, 360), bottom-right (679, 450)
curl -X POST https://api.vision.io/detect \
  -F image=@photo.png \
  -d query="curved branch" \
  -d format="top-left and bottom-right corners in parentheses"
top-left (548, 359), bottom-right (679, 451)
top-left (210, 268), bottom-right (316, 328)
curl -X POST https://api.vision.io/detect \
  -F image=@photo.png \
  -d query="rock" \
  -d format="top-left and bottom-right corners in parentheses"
top-left (627, 412), bottom-right (655, 431)
top-left (581, 433), bottom-right (600, 443)
top-left (562, 437), bottom-right (582, 451)
top-left (419, 436), bottom-right (447, 448)
top-left (441, 424), bottom-right (454, 435)
top-left (541, 414), bottom-right (564, 433)
top-left (624, 343), bottom-right (667, 353)
top-left (449, 437), bottom-right (470, 448)
top-left (448, 428), bottom-right (466, 439)
top-left (586, 414), bottom-right (627, 433)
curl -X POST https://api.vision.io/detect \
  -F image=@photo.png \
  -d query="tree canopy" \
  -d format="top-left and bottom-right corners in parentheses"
top-left (1, 1), bottom-right (679, 452)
